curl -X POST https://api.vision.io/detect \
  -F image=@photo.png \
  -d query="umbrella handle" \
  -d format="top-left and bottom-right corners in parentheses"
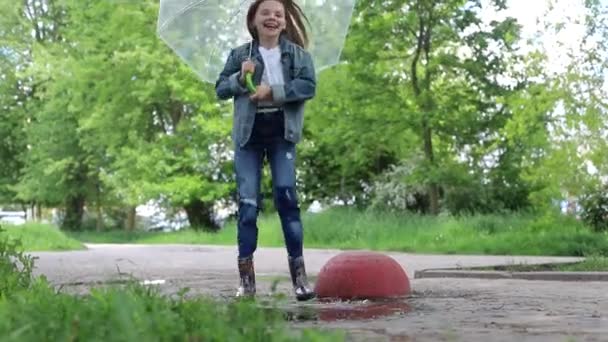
top-left (245, 72), bottom-right (256, 93)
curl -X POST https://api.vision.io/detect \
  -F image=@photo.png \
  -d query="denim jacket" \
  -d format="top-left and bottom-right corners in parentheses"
top-left (215, 35), bottom-right (316, 147)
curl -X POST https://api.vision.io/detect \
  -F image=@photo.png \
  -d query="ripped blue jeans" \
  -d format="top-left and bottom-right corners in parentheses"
top-left (234, 111), bottom-right (304, 259)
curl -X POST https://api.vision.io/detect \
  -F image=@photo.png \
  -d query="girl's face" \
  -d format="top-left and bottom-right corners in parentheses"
top-left (252, 0), bottom-right (286, 41)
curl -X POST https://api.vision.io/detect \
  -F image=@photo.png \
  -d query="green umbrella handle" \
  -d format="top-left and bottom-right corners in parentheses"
top-left (245, 72), bottom-right (256, 93)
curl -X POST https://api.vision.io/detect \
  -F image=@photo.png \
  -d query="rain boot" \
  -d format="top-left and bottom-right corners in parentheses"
top-left (236, 256), bottom-right (256, 298)
top-left (288, 256), bottom-right (315, 301)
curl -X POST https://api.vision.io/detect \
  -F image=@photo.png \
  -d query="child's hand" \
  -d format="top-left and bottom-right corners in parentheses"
top-left (240, 60), bottom-right (255, 83)
top-left (249, 84), bottom-right (273, 102)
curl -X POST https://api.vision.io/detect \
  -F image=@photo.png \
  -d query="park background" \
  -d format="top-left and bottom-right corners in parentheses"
top-left (2, 0), bottom-right (608, 255)
top-left (2, 1), bottom-right (608, 341)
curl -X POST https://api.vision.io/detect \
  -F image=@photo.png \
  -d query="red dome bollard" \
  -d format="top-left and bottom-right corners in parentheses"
top-left (314, 251), bottom-right (411, 300)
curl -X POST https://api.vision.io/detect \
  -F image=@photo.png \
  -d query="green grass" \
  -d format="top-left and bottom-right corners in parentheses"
top-left (558, 256), bottom-right (608, 271)
top-left (0, 231), bottom-right (342, 342)
top-left (0, 281), bottom-right (341, 342)
top-left (466, 256), bottom-right (608, 272)
top-left (299, 209), bottom-right (608, 257)
top-left (68, 208), bottom-right (608, 257)
top-left (68, 227), bottom-right (239, 245)
top-left (2, 223), bottom-right (85, 251)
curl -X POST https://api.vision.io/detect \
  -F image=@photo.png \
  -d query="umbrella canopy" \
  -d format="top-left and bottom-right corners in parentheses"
top-left (157, 0), bottom-right (356, 84)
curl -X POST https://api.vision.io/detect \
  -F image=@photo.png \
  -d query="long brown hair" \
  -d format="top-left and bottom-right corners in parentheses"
top-left (246, 0), bottom-right (310, 49)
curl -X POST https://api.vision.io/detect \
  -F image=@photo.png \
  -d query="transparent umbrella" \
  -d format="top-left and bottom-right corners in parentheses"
top-left (157, 0), bottom-right (357, 85)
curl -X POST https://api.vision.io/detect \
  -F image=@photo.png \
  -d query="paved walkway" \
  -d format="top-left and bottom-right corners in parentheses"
top-left (31, 244), bottom-right (607, 342)
top-left (32, 243), bottom-right (584, 285)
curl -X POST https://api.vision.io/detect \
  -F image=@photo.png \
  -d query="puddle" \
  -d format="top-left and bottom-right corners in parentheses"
top-left (282, 299), bottom-right (412, 322)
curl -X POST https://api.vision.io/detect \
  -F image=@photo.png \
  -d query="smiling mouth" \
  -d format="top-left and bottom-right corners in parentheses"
top-left (263, 21), bottom-right (279, 30)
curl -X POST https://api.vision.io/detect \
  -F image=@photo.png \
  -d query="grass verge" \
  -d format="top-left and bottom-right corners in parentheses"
top-left (0, 282), bottom-right (341, 342)
top-left (69, 208), bottom-right (608, 257)
top-left (463, 256), bottom-right (608, 272)
top-left (3, 223), bottom-right (84, 251)
top-left (0, 228), bottom-right (341, 342)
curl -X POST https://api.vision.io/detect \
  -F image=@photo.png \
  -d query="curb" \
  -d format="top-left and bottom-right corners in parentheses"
top-left (414, 270), bottom-right (608, 282)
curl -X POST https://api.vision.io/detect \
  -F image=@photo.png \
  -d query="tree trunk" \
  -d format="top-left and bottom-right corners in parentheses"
top-left (36, 202), bottom-right (42, 221)
top-left (422, 118), bottom-right (440, 215)
top-left (62, 195), bottom-right (85, 231)
top-left (96, 202), bottom-right (103, 232)
top-left (340, 175), bottom-right (347, 204)
top-left (184, 199), bottom-right (219, 232)
top-left (22, 203), bottom-right (30, 222)
top-left (95, 182), bottom-right (103, 231)
top-left (125, 206), bottom-right (136, 231)
top-left (410, 6), bottom-right (440, 215)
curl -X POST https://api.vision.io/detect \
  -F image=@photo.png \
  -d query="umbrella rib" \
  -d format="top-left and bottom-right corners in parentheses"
top-left (158, 0), bottom-right (210, 32)
top-left (224, 0), bottom-right (250, 25)
top-left (157, 0), bottom-right (356, 82)
top-left (159, 0), bottom-right (251, 32)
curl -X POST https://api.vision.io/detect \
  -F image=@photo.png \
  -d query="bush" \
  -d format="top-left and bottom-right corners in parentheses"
top-left (0, 284), bottom-right (330, 342)
top-left (0, 225), bottom-right (36, 298)
top-left (0, 226), bottom-right (340, 341)
top-left (369, 160), bottom-right (429, 213)
top-left (580, 184), bottom-right (608, 232)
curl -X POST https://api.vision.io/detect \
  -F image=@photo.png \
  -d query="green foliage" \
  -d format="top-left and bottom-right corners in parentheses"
top-left (0, 283), bottom-right (335, 342)
top-left (300, 66), bottom-right (404, 204)
top-left (524, 1), bottom-right (608, 212)
top-left (301, 0), bottom-right (547, 214)
top-left (460, 255), bottom-right (608, 271)
top-left (556, 255), bottom-right (608, 271)
top-left (0, 226), bottom-right (35, 298)
top-left (299, 208), bottom-right (608, 256)
top-left (0, 229), bottom-right (341, 341)
top-left (580, 184), bottom-right (608, 232)
top-left (66, 209), bottom-right (608, 257)
top-left (369, 156), bottom-right (429, 213)
top-left (1, 0), bottom-right (233, 230)
top-left (1, 0), bottom-right (607, 224)
top-left (2, 223), bottom-right (84, 251)
top-left (0, 227), bottom-right (339, 341)
top-left (0, 65), bottom-right (26, 204)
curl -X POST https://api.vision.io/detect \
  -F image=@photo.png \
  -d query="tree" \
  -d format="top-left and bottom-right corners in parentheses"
top-left (5, 0), bottom-right (234, 230)
top-left (524, 0), bottom-right (608, 209)
top-left (0, 0), bottom-right (65, 216)
top-left (0, 60), bottom-right (26, 206)
top-left (55, 0), bottom-right (232, 231)
top-left (304, 0), bottom-right (527, 214)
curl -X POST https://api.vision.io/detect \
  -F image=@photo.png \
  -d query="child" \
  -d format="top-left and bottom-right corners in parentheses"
top-left (215, 0), bottom-right (316, 301)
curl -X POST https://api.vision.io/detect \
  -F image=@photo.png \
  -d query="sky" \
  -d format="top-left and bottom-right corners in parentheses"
top-left (504, 0), bottom-right (607, 177)
top-left (492, 0), bottom-right (589, 73)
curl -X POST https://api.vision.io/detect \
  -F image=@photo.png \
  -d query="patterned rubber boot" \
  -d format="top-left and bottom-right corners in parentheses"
top-left (288, 256), bottom-right (315, 301)
top-left (236, 256), bottom-right (256, 298)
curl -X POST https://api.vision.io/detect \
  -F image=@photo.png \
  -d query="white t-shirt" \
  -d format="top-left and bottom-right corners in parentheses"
top-left (258, 46), bottom-right (284, 86)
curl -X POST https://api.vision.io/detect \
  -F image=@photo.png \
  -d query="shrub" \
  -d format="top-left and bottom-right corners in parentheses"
top-left (580, 184), bottom-right (608, 232)
top-left (0, 225), bottom-right (36, 297)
